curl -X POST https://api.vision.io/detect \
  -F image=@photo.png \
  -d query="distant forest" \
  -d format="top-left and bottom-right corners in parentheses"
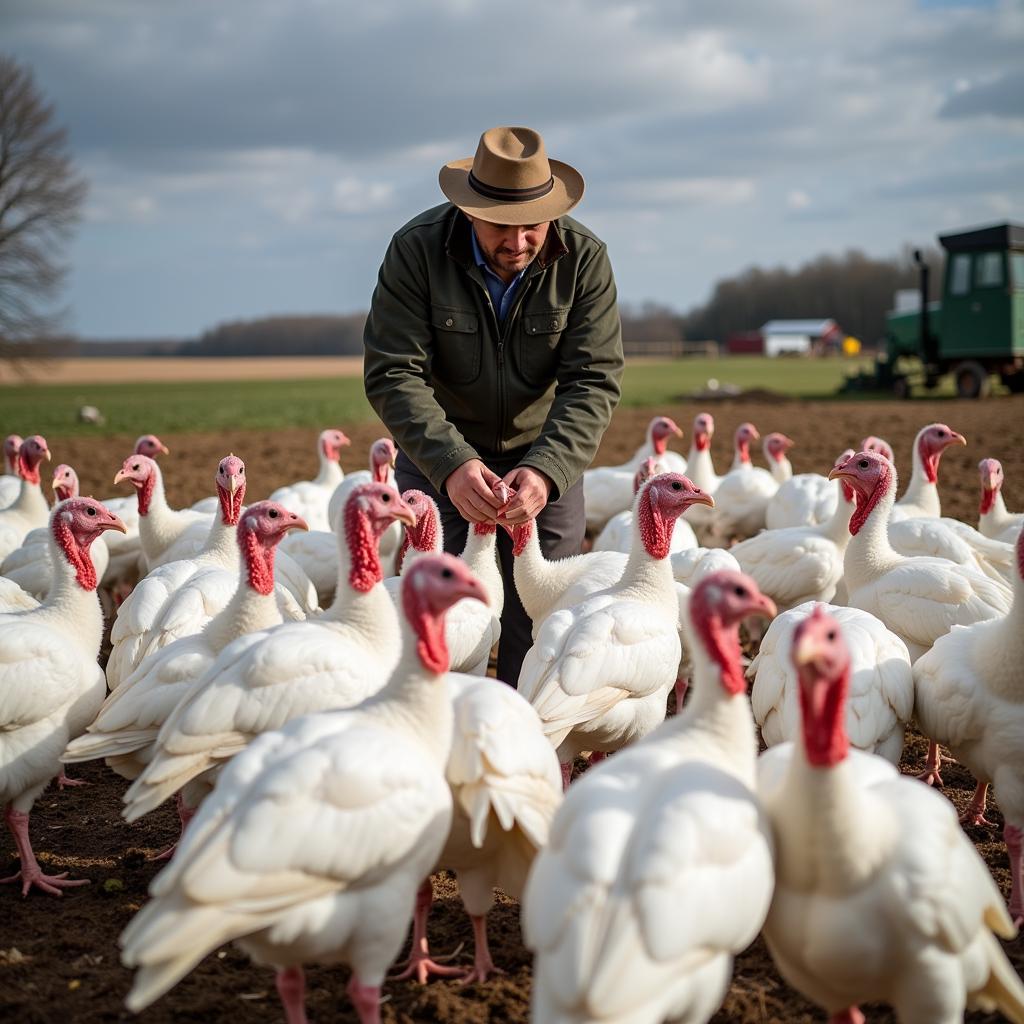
top-left (32, 246), bottom-right (942, 358)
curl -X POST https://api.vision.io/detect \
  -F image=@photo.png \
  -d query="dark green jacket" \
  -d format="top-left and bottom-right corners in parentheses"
top-left (363, 203), bottom-right (623, 498)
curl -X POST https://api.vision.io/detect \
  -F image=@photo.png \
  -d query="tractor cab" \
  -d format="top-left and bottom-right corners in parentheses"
top-left (869, 222), bottom-right (1024, 398)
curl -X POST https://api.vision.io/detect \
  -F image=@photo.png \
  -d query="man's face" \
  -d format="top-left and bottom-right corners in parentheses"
top-left (468, 216), bottom-right (551, 282)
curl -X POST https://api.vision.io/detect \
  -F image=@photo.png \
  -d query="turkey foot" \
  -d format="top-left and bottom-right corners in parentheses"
top-left (56, 770), bottom-right (88, 790)
top-left (389, 878), bottom-right (467, 983)
top-left (1, 807), bottom-right (89, 896)
top-left (959, 782), bottom-right (995, 828)
top-left (915, 741), bottom-right (944, 787)
top-left (458, 914), bottom-right (506, 985)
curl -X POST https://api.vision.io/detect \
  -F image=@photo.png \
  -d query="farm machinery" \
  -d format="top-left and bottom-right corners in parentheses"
top-left (842, 222), bottom-right (1024, 398)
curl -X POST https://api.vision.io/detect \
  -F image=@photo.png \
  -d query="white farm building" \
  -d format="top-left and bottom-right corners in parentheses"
top-left (759, 319), bottom-right (841, 356)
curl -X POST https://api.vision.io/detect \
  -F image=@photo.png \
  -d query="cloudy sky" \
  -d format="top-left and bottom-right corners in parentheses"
top-left (6, 0), bottom-right (1023, 338)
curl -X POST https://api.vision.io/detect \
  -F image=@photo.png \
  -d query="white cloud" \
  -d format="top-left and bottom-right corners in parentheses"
top-left (331, 177), bottom-right (395, 215)
top-left (787, 189), bottom-right (812, 210)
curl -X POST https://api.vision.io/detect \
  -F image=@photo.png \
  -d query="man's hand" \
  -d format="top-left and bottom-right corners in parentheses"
top-left (498, 466), bottom-right (552, 525)
top-left (445, 459), bottom-right (505, 523)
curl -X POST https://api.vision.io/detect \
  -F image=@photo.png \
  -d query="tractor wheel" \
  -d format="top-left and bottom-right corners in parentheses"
top-left (892, 376), bottom-right (912, 400)
top-left (954, 361), bottom-right (991, 400)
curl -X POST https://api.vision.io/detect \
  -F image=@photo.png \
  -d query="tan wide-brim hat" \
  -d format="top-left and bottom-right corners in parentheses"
top-left (439, 126), bottom-right (584, 225)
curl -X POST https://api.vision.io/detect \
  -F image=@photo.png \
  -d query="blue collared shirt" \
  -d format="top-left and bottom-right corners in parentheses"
top-left (470, 228), bottom-right (527, 323)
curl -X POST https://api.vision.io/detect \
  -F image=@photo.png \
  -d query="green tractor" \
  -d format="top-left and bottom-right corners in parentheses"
top-left (845, 222), bottom-right (1024, 398)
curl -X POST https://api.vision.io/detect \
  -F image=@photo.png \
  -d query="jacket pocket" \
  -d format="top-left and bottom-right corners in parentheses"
top-left (518, 308), bottom-right (569, 385)
top-left (431, 304), bottom-right (481, 385)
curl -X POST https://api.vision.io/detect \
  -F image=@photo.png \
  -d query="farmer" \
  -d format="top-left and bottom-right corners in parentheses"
top-left (363, 125), bottom-right (624, 684)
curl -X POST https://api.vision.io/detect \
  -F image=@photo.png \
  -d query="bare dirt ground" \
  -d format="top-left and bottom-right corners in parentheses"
top-left (3, 396), bottom-right (1023, 1023)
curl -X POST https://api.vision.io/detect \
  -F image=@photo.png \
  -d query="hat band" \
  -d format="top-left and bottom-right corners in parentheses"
top-left (467, 170), bottom-right (555, 203)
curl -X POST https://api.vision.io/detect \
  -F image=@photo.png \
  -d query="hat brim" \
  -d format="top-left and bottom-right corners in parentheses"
top-left (439, 157), bottom-right (584, 225)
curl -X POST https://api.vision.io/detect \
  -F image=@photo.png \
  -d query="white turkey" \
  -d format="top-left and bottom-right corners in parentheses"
top-left (765, 440), bottom-right (839, 530)
top-left (517, 473), bottom-right (713, 787)
top-left (266, 427), bottom-right (352, 532)
top-left (978, 457), bottom-right (1022, 545)
top-left (882, 424), bottom-right (1015, 585)
top-left (112, 454), bottom-right (208, 571)
top-left (1, 464), bottom-right (110, 601)
top-left (0, 434), bottom-right (22, 508)
top-left (829, 450), bottom-right (1013, 784)
top-left (384, 489), bottom-right (503, 676)
top-left (120, 554), bottom-right (486, 1024)
top-left (0, 435), bottom-right (51, 562)
top-left (749, 601), bottom-right (913, 765)
top-left (583, 415), bottom-right (685, 532)
top-left (396, 673), bottom-right (562, 983)
top-left (728, 455), bottom-right (855, 612)
top-left (63, 502), bottom-right (309, 800)
top-left (286, 436), bottom-right (400, 604)
top-left (593, 457), bottom-right (698, 555)
top-left (104, 455), bottom-right (255, 689)
top-left (0, 497), bottom-right (126, 895)
top-left (890, 421), bottom-right (966, 522)
top-left (757, 605), bottom-right (1024, 1024)
top-left (523, 570), bottom-right (777, 1024)
top-left (708, 423), bottom-right (780, 544)
top-left (913, 530), bottom-right (1024, 914)
top-left (97, 435), bottom-right (172, 594)
top-left (763, 431), bottom-right (794, 484)
top-left (681, 412), bottom-right (721, 543)
top-left (120, 483), bottom-right (415, 823)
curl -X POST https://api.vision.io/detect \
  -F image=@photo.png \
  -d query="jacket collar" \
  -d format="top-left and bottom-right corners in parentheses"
top-left (445, 206), bottom-right (569, 277)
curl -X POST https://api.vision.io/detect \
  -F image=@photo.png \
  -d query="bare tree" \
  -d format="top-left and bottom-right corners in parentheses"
top-left (0, 54), bottom-right (86, 351)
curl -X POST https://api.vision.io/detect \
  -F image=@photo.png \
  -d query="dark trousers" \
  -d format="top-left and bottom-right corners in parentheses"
top-left (395, 449), bottom-right (585, 686)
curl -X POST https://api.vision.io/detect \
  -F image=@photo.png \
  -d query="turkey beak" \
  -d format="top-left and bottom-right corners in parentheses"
top-left (229, 474), bottom-right (242, 496)
top-left (672, 424), bottom-right (684, 439)
top-left (749, 427), bottom-right (761, 441)
top-left (688, 491), bottom-right (715, 509)
top-left (753, 593), bottom-right (777, 621)
top-left (793, 628), bottom-right (818, 668)
top-left (105, 513), bottom-right (129, 535)
top-left (339, 433), bottom-right (351, 448)
top-left (159, 443), bottom-right (170, 455)
top-left (114, 469), bottom-right (128, 485)
top-left (285, 514), bottom-right (309, 533)
top-left (393, 498), bottom-right (417, 528)
top-left (782, 435), bottom-right (795, 450)
top-left (828, 465), bottom-right (853, 482)
top-left (950, 431), bottom-right (967, 447)
top-left (42, 446), bottom-right (52, 462)
top-left (457, 575), bottom-right (490, 608)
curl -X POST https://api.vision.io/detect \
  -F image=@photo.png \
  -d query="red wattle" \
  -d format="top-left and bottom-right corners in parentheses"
top-left (345, 504), bottom-right (382, 592)
top-left (653, 436), bottom-right (668, 455)
top-left (401, 592), bottom-right (450, 674)
top-left (980, 488), bottom-right (996, 515)
top-left (241, 527), bottom-right (276, 595)
top-left (512, 521), bottom-right (532, 558)
top-left (411, 509), bottom-right (440, 552)
top-left (919, 435), bottom-right (939, 484)
top-left (637, 487), bottom-right (671, 559)
top-left (52, 515), bottom-right (98, 591)
top-left (18, 451), bottom-right (41, 486)
top-left (799, 668), bottom-right (850, 767)
top-left (691, 608), bottom-right (746, 696)
top-left (849, 462), bottom-right (892, 536)
top-left (473, 521), bottom-right (497, 536)
top-left (695, 435), bottom-right (710, 452)
top-left (1017, 532), bottom-right (1024, 582)
top-left (738, 441), bottom-right (751, 464)
top-left (137, 474), bottom-right (155, 516)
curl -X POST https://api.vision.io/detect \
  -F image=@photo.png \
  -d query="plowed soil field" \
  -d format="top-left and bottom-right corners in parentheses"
top-left (3, 395), bottom-right (1023, 1023)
